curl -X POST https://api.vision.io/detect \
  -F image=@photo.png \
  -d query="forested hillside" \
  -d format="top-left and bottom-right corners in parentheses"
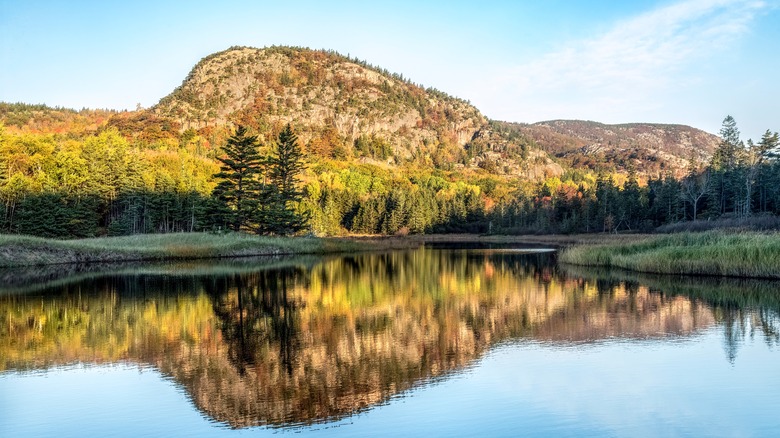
top-left (0, 46), bottom-right (777, 238)
top-left (0, 102), bottom-right (118, 135)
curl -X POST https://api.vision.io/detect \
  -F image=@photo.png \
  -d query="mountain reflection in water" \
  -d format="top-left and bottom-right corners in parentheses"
top-left (1, 248), bottom-right (778, 429)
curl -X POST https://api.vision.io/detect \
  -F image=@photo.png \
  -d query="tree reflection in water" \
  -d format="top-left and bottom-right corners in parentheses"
top-left (2, 248), bottom-right (779, 428)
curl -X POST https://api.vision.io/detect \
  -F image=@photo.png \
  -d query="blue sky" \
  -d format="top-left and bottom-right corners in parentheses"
top-left (1, 0), bottom-right (778, 140)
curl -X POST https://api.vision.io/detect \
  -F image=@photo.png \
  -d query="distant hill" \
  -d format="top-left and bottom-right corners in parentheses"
top-left (0, 102), bottom-right (118, 135)
top-left (515, 120), bottom-right (719, 177)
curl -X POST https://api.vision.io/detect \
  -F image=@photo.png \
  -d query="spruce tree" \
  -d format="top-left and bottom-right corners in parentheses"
top-left (709, 116), bottom-right (744, 215)
top-left (213, 125), bottom-right (263, 232)
top-left (16, 193), bottom-right (66, 237)
top-left (263, 124), bottom-right (308, 235)
top-left (755, 130), bottom-right (779, 213)
top-left (617, 166), bottom-right (642, 230)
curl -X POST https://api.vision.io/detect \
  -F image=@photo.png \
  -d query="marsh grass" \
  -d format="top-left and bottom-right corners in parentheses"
top-left (0, 233), bottom-right (368, 267)
top-left (559, 231), bottom-right (780, 279)
top-left (0, 232), bottom-right (661, 268)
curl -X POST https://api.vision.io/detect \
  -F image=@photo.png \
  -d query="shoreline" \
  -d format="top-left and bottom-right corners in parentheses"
top-left (0, 232), bottom-right (649, 268)
top-left (0, 231), bottom-right (777, 280)
top-left (0, 233), bottom-right (366, 268)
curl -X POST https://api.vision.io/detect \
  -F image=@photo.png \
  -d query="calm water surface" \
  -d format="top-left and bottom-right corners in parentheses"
top-left (1, 247), bottom-right (779, 437)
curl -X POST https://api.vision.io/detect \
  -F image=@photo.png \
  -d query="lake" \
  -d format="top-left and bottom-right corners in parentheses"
top-left (1, 246), bottom-right (779, 437)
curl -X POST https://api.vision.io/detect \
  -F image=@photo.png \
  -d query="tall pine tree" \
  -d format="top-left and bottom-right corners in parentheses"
top-left (709, 116), bottom-right (743, 215)
top-left (755, 130), bottom-right (780, 213)
top-left (262, 124), bottom-right (308, 235)
top-left (213, 125), bottom-right (264, 232)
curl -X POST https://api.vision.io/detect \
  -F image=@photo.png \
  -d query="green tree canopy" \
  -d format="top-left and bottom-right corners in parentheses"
top-left (213, 125), bottom-right (264, 231)
top-left (262, 124), bottom-right (308, 235)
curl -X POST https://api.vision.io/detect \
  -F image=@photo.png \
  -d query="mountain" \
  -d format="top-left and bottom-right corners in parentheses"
top-left (1, 47), bottom-right (719, 181)
top-left (514, 120), bottom-right (720, 177)
top-left (152, 46), bottom-right (561, 179)
top-left (151, 46), bottom-right (718, 178)
top-left (0, 46), bottom-right (757, 237)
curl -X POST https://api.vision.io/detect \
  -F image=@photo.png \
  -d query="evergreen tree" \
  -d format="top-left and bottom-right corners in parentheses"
top-left (382, 188), bottom-right (408, 234)
top-left (647, 172), bottom-right (685, 226)
top-left (263, 124), bottom-right (308, 235)
top-left (16, 193), bottom-right (67, 237)
top-left (715, 116), bottom-right (742, 170)
top-left (709, 116), bottom-right (744, 216)
top-left (595, 172), bottom-right (618, 232)
top-left (65, 195), bottom-right (101, 237)
top-left (617, 166), bottom-right (643, 230)
top-left (755, 130), bottom-right (779, 213)
top-left (213, 126), bottom-right (264, 232)
top-left (15, 192), bottom-right (99, 238)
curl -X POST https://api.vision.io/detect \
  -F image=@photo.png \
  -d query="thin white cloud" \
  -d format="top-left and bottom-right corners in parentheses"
top-left (485, 0), bottom-right (771, 124)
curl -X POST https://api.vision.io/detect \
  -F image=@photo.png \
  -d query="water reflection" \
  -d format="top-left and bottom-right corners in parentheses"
top-left (561, 264), bottom-right (780, 362)
top-left (1, 248), bottom-right (779, 428)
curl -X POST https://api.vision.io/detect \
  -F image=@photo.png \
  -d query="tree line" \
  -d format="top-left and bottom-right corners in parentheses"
top-left (484, 116), bottom-right (780, 234)
top-left (0, 116), bottom-right (777, 238)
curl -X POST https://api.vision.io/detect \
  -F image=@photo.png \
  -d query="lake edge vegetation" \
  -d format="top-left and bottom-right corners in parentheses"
top-left (559, 231), bottom-right (780, 279)
top-left (0, 233), bottom-right (373, 268)
top-left (0, 231), bottom-right (652, 268)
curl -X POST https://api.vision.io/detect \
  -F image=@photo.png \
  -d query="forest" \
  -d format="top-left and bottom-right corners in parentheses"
top-left (0, 105), bottom-right (778, 238)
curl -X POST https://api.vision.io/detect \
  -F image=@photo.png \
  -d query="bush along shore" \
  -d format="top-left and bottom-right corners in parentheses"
top-left (559, 231), bottom-right (780, 279)
top-left (0, 233), bottom-right (380, 268)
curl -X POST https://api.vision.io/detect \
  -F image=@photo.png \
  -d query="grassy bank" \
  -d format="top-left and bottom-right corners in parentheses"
top-left (0, 233), bottom-right (376, 268)
top-left (0, 232), bottom-right (652, 268)
top-left (559, 231), bottom-right (780, 279)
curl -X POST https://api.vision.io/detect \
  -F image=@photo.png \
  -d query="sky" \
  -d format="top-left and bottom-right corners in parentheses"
top-left (1, 0), bottom-right (778, 140)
